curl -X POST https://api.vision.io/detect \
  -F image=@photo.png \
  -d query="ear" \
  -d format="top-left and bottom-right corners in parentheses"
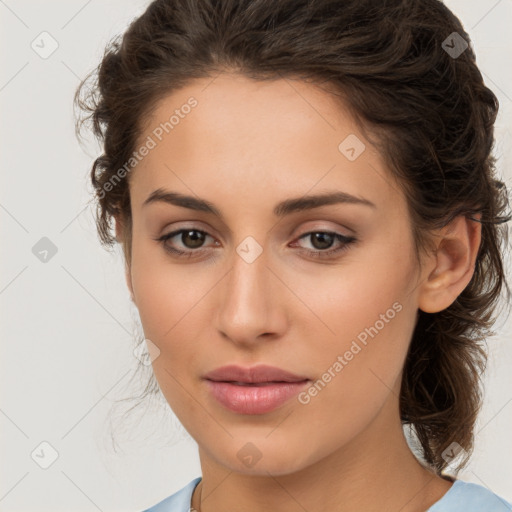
top-left (114, 215), bottom-right (136, 304)
top-left (417, 214), bottom-right (482, 313)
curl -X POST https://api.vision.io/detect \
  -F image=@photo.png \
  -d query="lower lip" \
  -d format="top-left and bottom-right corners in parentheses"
top-left (204, 379), bottom-right (310, 414)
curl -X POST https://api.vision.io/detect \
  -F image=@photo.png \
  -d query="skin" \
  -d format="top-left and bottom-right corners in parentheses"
top-left (115, 72), bottom-right (481, 512)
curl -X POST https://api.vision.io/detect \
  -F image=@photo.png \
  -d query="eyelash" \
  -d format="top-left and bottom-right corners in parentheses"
top-left (154, 228), bottom-right (357, 260)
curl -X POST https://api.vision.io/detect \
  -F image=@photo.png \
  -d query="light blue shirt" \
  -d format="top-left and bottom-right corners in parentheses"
top-left (142, 476), bottom-right (512, 511)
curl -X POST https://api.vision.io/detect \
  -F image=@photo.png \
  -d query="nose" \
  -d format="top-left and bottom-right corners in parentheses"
top-left (214, 244), bottom-right (287, 348)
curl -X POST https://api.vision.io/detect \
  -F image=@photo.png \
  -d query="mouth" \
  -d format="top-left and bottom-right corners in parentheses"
top-left (217, 380), bottom-right (308, 386)
top-left (202, 363), bottom-right (310, 384)
top-left (204, 378), bottom-right (311, 414)
top-left (202, 364), bottom-right (311, 414)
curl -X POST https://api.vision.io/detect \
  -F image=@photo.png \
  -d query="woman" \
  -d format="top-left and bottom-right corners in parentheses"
top-left (75, 0), bottom-right (512, 510)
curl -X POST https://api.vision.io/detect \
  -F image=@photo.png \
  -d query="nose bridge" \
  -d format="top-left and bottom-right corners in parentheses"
top-left (215, 236), bottom-right (281, 343)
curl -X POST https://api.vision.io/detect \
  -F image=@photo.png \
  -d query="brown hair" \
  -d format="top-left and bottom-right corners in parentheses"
top-left (75, 0), bottom-right (511, 474)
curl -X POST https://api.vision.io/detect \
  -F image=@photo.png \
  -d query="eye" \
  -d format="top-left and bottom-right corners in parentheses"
top-left (154, 228), bottom-right (357, 260)
top-left (155, 228), bottom-right (216, 257)
top-left (292, 231), bottom-right (357, 259)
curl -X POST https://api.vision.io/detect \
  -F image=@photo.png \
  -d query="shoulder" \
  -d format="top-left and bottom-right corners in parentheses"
top-left (141, 477), bottom-right (202, 512)
top-left (140, 477), bottom-right (512, 511)
top-left (428, 479), bottom-right (512, 512)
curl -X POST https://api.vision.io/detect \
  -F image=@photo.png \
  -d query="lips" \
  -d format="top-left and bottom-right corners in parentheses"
top-left (203, 364), bottom-right (311, 414)
top-left (203, 364), bottom-right (309, 384)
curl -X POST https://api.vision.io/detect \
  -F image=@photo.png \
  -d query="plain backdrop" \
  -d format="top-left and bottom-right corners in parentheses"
top-left (1, 1), bottom-right (511, 510)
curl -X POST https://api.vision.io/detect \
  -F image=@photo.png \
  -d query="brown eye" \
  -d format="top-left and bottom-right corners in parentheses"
top-left (179, 230), bottom-right (207, 249)
top-left (308, 232), bottom-right (335, 250)
top-left (156, 228), bottom-right (215, 256)
top-left (292, 231), bottom-right (357, 259)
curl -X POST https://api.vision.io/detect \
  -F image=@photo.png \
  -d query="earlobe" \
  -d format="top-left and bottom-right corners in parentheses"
top-left (114, 215), bottom-right (136, 304)
top-left (114, 215), bottom-right (124, 244)
top-left (417, 214), bottom-right (482, 313)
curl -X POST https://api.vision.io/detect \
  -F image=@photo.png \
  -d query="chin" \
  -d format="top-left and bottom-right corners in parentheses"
top-left (213, 438), bottom-right (313, 477)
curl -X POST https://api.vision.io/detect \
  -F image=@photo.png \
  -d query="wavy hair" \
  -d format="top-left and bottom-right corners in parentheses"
top-left (74, 0), bottom-right (511, 473)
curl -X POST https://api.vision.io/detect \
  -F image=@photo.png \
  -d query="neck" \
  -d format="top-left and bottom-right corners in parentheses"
top-left (192, 389), bottom-right (453, 512)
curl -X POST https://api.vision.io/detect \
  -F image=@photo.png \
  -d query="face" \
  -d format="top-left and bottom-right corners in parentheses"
top-left (123, 73), bottom-right (427, 475)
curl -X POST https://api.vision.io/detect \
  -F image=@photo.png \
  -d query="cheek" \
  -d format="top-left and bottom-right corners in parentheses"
top-left (129, 235), bottom-right (203, 338)
top-left (287, 294), bottom-right (415, 467)
top-left (130, 261), bottom-right (205, 419)
top-left (297, 241), bottom-right (418, 409)
top-left (128, 238), bottom-right (219, 388)
top-left (304, 238), bottom-right (416, 351)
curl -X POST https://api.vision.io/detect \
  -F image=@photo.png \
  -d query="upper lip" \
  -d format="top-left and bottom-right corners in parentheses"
top-left (203, 364), bottom-right (310, 383)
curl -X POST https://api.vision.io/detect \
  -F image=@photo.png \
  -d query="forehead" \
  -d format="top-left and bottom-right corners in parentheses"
top-left (138, 73), bottom-right (352, 155)
top-left (129, 73), bottom-right (403, 215)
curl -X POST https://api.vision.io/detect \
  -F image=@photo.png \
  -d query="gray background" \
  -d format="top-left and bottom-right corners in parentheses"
top-left (1, 1), bottom-right (511, 510)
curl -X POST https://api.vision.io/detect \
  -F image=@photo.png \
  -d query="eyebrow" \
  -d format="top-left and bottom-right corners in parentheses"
top-left (142, 188), bottom-right (376, 218)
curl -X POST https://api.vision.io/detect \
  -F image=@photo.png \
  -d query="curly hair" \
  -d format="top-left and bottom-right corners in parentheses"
top-left (74, 0), bottom-right (511, 474)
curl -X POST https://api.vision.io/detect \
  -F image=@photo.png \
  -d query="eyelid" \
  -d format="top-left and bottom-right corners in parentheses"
top-left (291, 220), bottom-right (356, 237)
